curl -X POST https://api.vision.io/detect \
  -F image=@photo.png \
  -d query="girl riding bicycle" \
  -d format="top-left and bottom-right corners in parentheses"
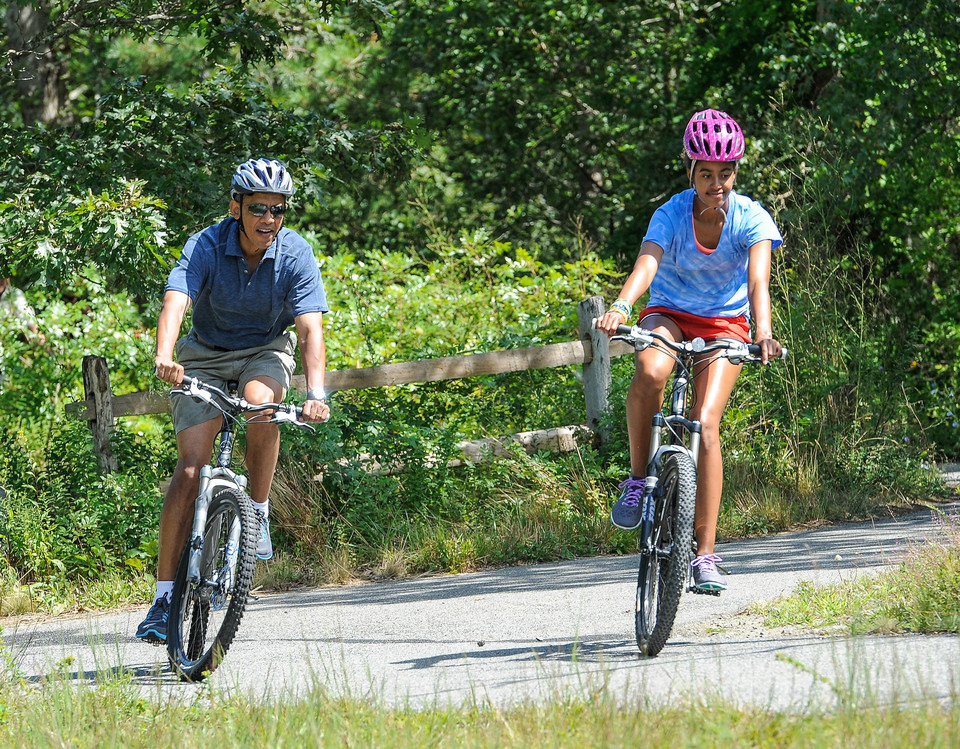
top-left (595, 109), bottom-right (783, 592)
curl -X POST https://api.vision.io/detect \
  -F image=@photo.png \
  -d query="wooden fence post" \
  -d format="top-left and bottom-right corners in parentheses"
top-left (578, 295), bottom-right (611, 446)
top-left (81, 355), bottom-right (118, 472)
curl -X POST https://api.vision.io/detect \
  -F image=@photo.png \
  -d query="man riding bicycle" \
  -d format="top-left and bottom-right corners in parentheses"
top-left (137, 158), bottom-right (331, 643)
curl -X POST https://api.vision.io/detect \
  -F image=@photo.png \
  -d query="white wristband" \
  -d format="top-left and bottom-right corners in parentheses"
top-left (307, 388), bottom-right (326, 401)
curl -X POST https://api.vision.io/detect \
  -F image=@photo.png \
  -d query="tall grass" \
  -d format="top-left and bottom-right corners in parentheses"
top-left (0, 669), bottom-right (957, 748)
top-left (756, 511), bottom-right (960, 634)
top-left (713, 132), bottom-right (946, 540)
top-left (265, 441), bottom-right (633, 588)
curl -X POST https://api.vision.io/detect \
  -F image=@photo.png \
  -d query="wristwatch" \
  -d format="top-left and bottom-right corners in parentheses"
top-left (307, 388), bottom-right (326, 402)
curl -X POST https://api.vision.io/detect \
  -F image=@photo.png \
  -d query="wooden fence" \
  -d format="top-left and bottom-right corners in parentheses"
top-left (67, 296), bottom-right (633, 472)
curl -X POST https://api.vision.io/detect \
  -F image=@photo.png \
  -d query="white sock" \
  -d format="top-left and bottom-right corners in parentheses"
top-left (252, 499), bottom-right (269, 518)
top-left (154, 581), bottom-right (174, 602)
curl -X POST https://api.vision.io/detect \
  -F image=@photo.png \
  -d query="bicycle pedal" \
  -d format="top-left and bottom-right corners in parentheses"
top-left (689, 586), bottom-right (722, 597)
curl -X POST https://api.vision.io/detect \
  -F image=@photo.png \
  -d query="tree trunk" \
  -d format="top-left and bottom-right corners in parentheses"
top-left (5, 2), bottom-right (65, 125)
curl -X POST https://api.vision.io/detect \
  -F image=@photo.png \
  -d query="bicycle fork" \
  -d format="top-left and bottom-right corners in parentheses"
top-left (186, 466), bottom-right (247, 586)
top-left (639, 413), bottom-right (666, 554)
top-left (638, 478), bottom-right (659, 553)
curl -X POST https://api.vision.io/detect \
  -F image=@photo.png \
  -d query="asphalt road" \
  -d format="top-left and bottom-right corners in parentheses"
top-left (4, 497), bottom-right (959, 710)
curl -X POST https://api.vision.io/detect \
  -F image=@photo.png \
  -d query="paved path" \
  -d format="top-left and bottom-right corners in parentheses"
top-left (4, 499), bottom-right (959, 710)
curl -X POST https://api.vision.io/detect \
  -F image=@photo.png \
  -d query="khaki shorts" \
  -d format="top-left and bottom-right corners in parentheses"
top-left (170, 330), bottom-right (297, 433)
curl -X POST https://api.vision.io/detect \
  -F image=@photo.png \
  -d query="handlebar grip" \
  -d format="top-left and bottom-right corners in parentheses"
top-left (746, 344), bottom-right (789, 360)
top-left (591, 317), bottom-right (635, 337)
top-left (598, 315), bottom-right (649, 340)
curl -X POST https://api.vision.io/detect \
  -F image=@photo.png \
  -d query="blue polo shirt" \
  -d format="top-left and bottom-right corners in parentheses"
top-left (643, 189), bottom-right (782, 319)
top-left (166, 217), bottom-right (328, 350)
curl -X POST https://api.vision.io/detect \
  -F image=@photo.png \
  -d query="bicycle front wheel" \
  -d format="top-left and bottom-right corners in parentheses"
top-left (168, 486), bottom-right (258, 682)
top-left (635, 451), bottom-right (696, 656)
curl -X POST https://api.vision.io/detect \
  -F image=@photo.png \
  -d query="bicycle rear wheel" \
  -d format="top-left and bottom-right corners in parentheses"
top-left (168, 486), bottom-right (257, 682)
top-left (635, 451), bottom-right (696, 656)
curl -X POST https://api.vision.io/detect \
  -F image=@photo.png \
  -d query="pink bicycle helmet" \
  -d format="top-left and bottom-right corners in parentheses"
top-left (683, 109), bottom-right (745, 162)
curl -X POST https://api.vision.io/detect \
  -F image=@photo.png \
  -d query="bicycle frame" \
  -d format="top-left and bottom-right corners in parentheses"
top-left (636, 347), bottom-right (704, 552)
top-left (174, 376), bottom-right (313, 586)
top-left (166, 375), bottom-right (317, 681)
top-left (186, 416), bottom-right (248, 586)
top-left (613, 325), bottom-right (787, 551)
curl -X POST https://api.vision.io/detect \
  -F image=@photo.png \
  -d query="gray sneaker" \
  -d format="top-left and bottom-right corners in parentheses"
top-left (691, 554), bottom-right (726, 591)
top-left (255, 511), bottom-right (273, 561)
top-left (610, 476), bottom-right (645, 530)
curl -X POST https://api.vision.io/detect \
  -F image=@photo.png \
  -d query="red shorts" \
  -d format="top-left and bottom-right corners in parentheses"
top-left (639, 306), bottom-right (751, 344)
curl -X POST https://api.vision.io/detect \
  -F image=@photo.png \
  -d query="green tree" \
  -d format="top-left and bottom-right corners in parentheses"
top-left (1, 1), bottom-right (411, 296)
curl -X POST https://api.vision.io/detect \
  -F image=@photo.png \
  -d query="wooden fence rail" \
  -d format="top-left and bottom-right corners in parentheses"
top-left (67, 296), bottom-right (633, 471)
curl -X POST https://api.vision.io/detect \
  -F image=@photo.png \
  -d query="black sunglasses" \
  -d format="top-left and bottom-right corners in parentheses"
top-left (246, 202), bottom-right (287, 218)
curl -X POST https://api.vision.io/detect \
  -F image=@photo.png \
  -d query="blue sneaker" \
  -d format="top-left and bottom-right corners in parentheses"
top-left (135, 595), bottom-right (169, 644)
top-left (256, 511), bottom-right (273, 561)
top-left (611, 476), bottom-right (645, 530)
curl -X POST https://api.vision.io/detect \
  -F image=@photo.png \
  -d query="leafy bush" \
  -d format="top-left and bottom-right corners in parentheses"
top-left (0, 272), bottom-right (156, 439)
top-left (0, 418), bottom-right (172, 586)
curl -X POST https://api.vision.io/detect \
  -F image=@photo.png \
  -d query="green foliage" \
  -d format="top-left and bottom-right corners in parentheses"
top-left (0, 417), bottom-right (172, 587)
top-left (0, 273), bottom-right (155, 433)
top-left (0, 71), bottom-right (414, 297)
top-left (337, 1), bottom-right (701, 255)
top-left (262, 237), bottom-right (624, 576)
top-left (322, 229), bottom-right (615, 360)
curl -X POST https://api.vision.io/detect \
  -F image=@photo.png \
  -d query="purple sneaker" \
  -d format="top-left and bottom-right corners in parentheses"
top-left (611, 476), bottom-right (646, 530)
top-left (691, 553), bottom-right (727, 591)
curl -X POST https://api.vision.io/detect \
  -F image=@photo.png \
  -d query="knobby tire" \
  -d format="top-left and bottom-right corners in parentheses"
top-left (635, 451), bottom-right (697, 656)
top-left (168, 486), bottom-right (258, 682)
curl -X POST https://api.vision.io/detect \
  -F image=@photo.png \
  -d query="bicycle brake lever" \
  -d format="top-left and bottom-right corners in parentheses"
top-left (267, 405), bottom-right (317, 432)
top-left (173, 380), bottom-right (214, 403)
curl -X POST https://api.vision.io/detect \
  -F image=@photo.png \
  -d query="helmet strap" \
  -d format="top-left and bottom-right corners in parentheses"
top-left (699, 202), bottom-right (728, 222)
top-left (236, 194), bottom-right (249, 238)
top-left (693, 186), bottom-right (729, 223)
top-left (689, 159), bottom-right (736, 222)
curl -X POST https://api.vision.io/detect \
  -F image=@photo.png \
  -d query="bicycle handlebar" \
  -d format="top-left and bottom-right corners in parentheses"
top-left (174, 375), bottom-right (319, 432)
top-left (608, 322), bottom-right (788, 363)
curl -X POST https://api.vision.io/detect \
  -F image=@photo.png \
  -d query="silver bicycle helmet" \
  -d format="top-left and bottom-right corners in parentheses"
top-left (230, 158), bottom-right (295, 199)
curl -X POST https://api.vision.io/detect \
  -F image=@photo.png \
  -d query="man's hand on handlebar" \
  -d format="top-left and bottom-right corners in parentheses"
top-left (154, 355), bottom-right (184, 386)
top-left (300, 396), bottom-right (330, 423)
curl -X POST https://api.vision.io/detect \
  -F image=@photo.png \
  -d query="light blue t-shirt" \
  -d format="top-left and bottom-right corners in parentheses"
top-left (166, 218), bottom-right (328, 350)
top-left (643, 189), bottom-right (782, 319)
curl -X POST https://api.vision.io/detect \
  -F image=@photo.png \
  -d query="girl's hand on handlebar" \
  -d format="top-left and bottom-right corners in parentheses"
top-left (755, 337), bottom-right (782, 365)
top-left (301, 397), bottom-right (330, 423)
top-left (595, 311), bottom-right (630, 336)
top-left (154, 355), bottom-right (184, 386)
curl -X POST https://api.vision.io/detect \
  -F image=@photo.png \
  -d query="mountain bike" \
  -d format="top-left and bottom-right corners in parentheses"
top-left (166, 375), bottom-right (316, 682)
top-left (609, 323), bottom-right (786, 656)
